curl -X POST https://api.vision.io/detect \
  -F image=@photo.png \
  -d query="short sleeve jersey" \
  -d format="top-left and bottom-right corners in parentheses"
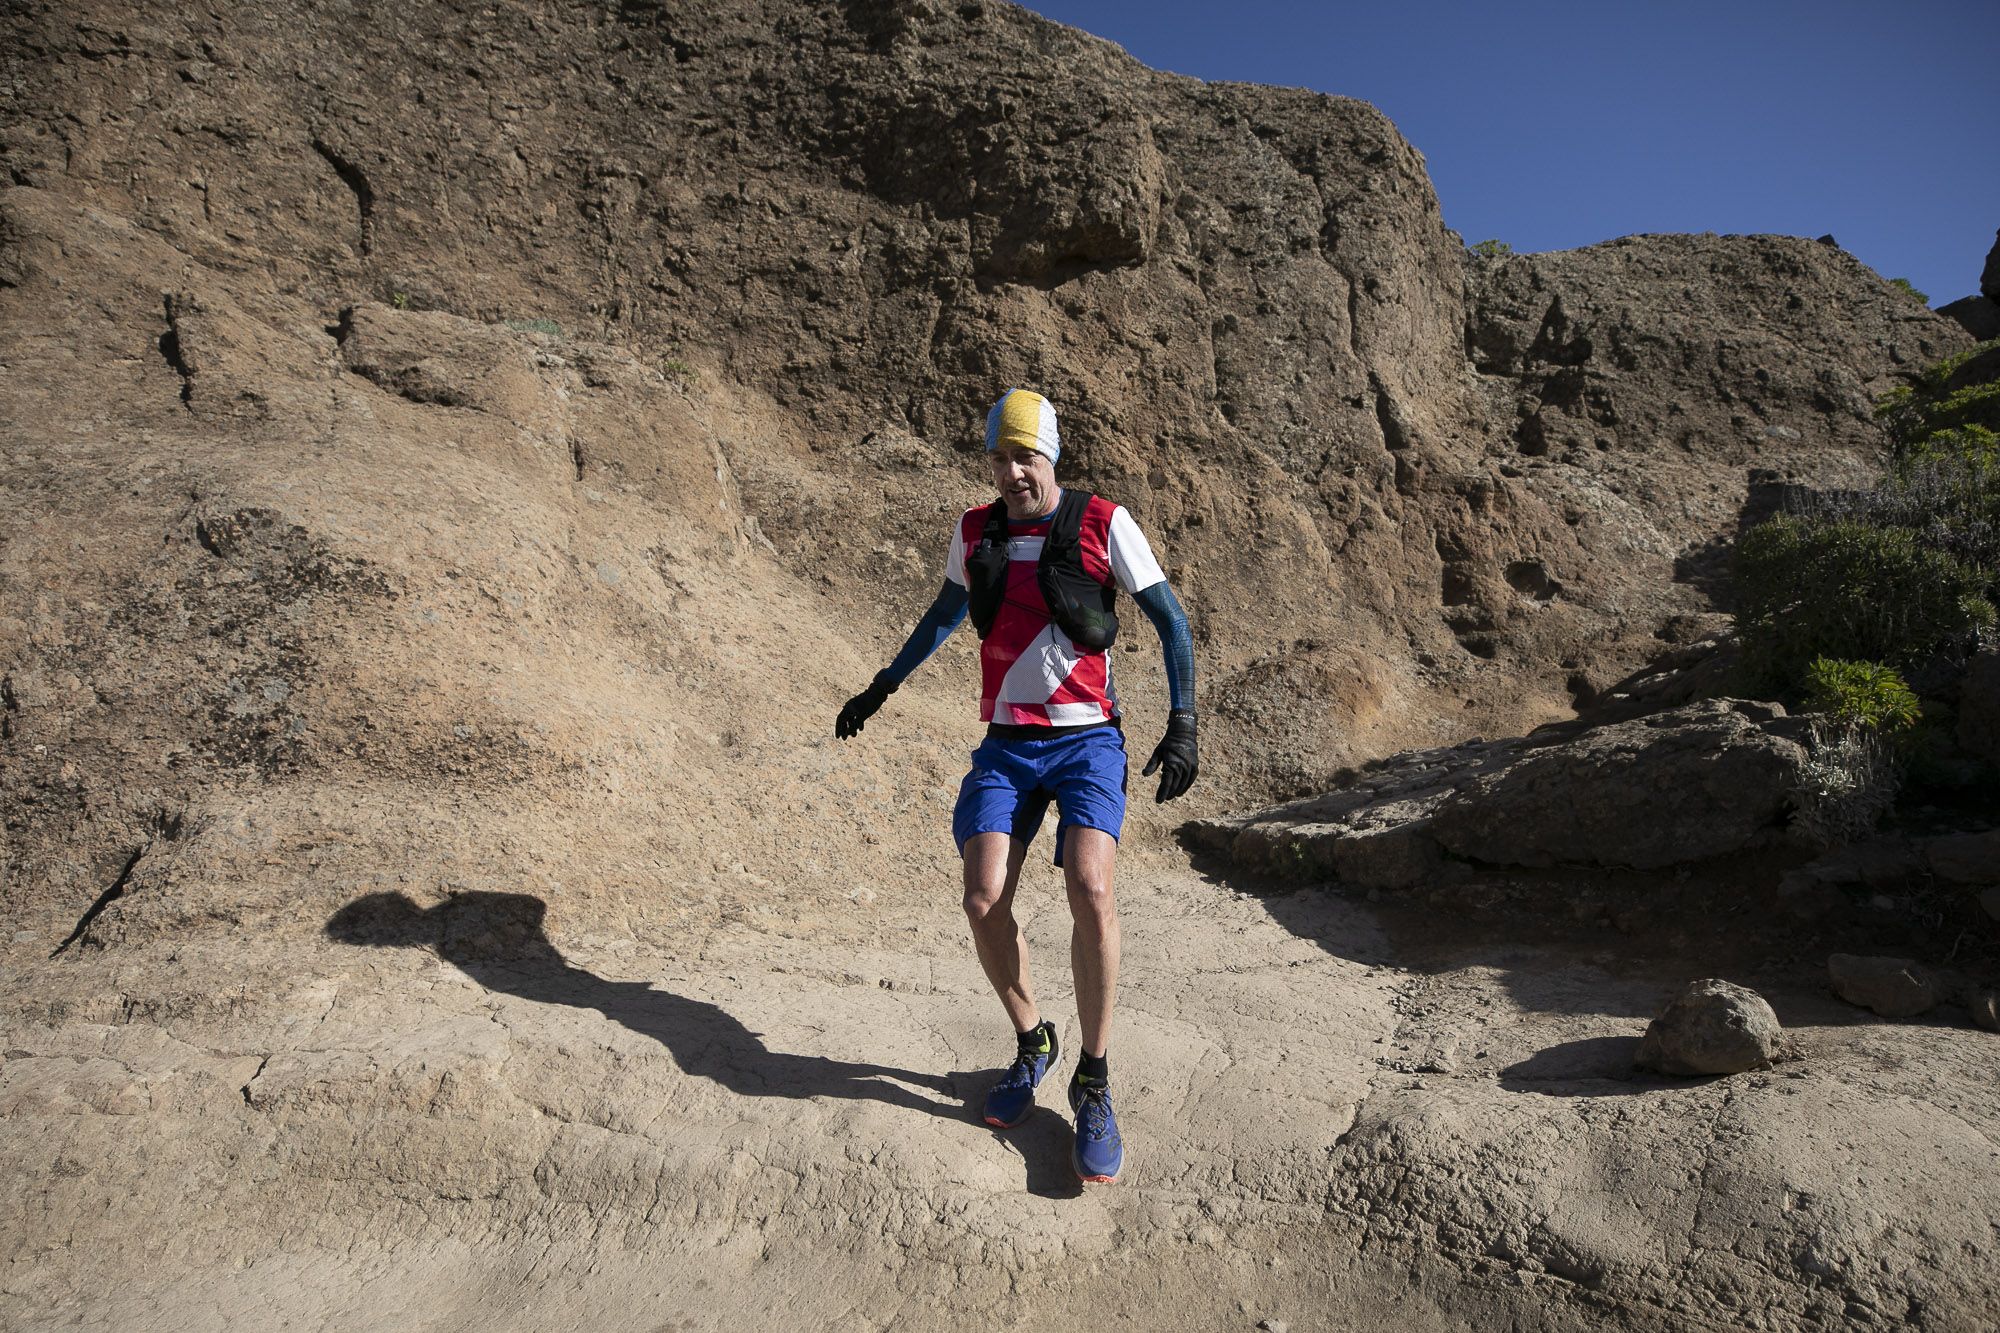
top-left (945, 491), bottom-right (1167, 727)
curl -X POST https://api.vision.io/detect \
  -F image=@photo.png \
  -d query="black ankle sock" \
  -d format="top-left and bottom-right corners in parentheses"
top-left (1017, 1021), bottom-right (1053, 1054)
top-left (1076, 1051), bottom-right (1108, 1083)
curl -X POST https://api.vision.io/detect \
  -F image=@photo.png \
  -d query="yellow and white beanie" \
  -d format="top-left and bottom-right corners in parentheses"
top-left (984, 388), bottom-right (1061, 465)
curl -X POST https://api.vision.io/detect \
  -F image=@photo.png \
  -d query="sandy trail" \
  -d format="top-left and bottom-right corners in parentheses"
top-left (8, 843), bottom-right (1995, 1330)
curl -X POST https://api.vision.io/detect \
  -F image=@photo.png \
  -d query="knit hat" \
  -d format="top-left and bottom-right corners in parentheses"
top-left (984, 389), bottom-right (1061, 465)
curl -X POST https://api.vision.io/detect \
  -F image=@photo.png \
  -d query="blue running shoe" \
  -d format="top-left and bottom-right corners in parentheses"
top-left (982, 1021), bottom-right (1058, 1128)
top-left (1068, 1074), bottom-right (1123, 1183)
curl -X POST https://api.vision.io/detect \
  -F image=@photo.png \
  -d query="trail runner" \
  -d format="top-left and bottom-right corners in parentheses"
top-left (834, 388), bottom-right (1198, 1184)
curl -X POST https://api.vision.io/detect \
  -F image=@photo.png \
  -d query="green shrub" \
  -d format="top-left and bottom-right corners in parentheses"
top-left (1878, 339), bottom-right (2000, 447)
top-left (1469, 238), bottom-right (1514, 258)
top-left (1734, 515), bottom-right (1995, 690)
top-left (1801, 658), bottom-right (1921, 732)
top-left (1888, 277), bottom-right (1928, 304)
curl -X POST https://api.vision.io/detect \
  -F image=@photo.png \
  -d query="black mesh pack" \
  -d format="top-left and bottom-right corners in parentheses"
top-left (966, 490), bottom-right (1119, 651)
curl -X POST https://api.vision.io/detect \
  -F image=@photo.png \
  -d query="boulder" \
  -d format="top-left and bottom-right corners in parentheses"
top-left (1427, 700), bottom-right (1809, 870)
top-left (1635, 979), bottom-right (1783, 1076)
top-left (1188, 700), bottom-right (1814, 886)
top-left (1922, 831), bottom-right (2000, 886)
top-left (1983, 228), bottom-right (2000, 304)
top-left (1828, 954), bottom-right (1943, 1019)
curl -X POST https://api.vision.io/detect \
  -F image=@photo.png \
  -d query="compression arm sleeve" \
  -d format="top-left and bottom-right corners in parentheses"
top-left (880, 580), bottom-right (970, 687)
top-left (1133, 582), bottom-right (1195, 713)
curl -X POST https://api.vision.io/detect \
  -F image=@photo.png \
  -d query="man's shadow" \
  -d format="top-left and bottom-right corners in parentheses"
top-left (326, 890), bottom-right (967, 1120)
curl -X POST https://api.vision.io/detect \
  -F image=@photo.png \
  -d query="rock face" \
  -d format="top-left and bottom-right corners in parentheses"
top-left (1828, 954), bottom-right (1943, 1019)
top-left (1939, 229), bottom-right (2000, 336)
top-left (1940, 295), bottom-right (2000, 340)
top-left (1188, 699), bottom-right (1812, 885)
top-left (1635, 978), bottom-right (1782, 1076)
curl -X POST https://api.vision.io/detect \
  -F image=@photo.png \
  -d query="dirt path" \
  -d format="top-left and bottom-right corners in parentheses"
top-left (6, 850), bottom-right (1995, 1330)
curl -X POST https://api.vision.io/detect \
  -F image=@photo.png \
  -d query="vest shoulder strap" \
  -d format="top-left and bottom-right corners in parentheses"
top-left (1042, 489), bottom-right (1097, 570)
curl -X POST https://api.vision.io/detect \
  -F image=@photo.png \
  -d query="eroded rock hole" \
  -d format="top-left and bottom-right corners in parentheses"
top-left (1504, 559), bottom-right (1560, 601)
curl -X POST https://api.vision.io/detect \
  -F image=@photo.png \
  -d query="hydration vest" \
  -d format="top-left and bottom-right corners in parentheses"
top-left (966, 490), bottom-right (1120, 651)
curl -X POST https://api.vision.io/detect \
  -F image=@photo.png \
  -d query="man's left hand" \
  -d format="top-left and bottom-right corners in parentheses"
top-left (1142, 709), bottom-right (1198, 803)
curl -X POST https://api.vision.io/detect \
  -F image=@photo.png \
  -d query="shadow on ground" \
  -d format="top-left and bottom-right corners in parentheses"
top-left (1174, 826), bottom-right (1995, 1099)
top-left (327, 890), bottom-right (1088, 1197)
top-left (327, 890), bottom-right (968, 1116)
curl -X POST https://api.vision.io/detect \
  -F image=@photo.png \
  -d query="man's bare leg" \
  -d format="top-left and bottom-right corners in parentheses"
top-left (1063, 827), bottom-right (1120, 1058)
top-left (962, 831), bottom-right (1039, 1033)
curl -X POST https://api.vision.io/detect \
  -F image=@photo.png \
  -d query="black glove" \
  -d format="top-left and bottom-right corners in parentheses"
top-left (1142, 709), bottom-right (1198, 803)
top-left (835, 672), bottom-right (897, 739)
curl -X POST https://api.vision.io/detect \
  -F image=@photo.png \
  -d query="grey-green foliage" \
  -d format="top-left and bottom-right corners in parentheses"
top-left (505, 317), bottom-right (564, 339)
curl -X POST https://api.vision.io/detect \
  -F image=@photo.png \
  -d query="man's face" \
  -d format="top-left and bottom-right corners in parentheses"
top-left (989, 443), bottom-right (1057, 520)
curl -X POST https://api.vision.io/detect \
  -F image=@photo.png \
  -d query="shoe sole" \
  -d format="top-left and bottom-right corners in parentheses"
top-left (983, 1109), bottom-right (1030, 1129)
top-left (1072, 1156), bottom-right (1120, 1184)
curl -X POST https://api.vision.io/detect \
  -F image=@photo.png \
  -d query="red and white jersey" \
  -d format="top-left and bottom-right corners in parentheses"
top-left (945, 491), bottom-right (1167, 727)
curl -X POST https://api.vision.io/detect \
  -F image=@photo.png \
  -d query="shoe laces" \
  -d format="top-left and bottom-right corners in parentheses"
top-left (997, 1047), bottom-right (1046, 1091)
top-left (1073, 1082), bottom-right (1115, 1140)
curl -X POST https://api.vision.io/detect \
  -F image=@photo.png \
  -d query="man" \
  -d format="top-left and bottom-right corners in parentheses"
top-left (834, 388), bottom-right (1197, 1185)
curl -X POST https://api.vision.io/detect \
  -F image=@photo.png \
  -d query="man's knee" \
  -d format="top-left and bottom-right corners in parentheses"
top-left (963, 881), bottom-right (1010, 926)
top-left (961, 832), bottom-right (1017, 926)
top-left (1066, 872), bottom-right (1113, 907)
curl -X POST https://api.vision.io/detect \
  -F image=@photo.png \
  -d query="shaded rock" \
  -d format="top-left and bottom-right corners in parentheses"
top-left (1805, 837), bottom-right (1922, 890)
top-left (1940, 295), bottom-right (2000, 341)
top-left (1776, 869), bottom-right (1847, 922)
top-left (1981, 889), bottom-right (2000, 923)
top-left (1984, 228), bottom-right (2000, 303)
top-left (1958, 649), bottom-right (2000, 766)
top-left (1922, 831), bottom-right (2000, 886)
top-left (1829, 954), bottom-right (1942, 1019)
top-left (1189, 699), bottom-right (1811, 884)
top-left (1427, 700), bottom-right (1809, 869)
top-left (1635, 978), bottom-right (1782, 1076)
top-left (1965, 985), bottom-right (2000, 1033)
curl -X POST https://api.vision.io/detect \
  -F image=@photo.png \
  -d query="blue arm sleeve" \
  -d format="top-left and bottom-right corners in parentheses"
top-left (1133, 582), bottom-right (1195, 713)
top-left (880, 581), bottom-right (970, 687)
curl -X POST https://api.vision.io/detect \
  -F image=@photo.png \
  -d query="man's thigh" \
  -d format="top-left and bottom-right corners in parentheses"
top-left (953, 740), bottom-right (1050, 854)
top-left (1047, 728), bottom-right (1128, 864)
top-left (1061, 825), bottom-right (1118, 896)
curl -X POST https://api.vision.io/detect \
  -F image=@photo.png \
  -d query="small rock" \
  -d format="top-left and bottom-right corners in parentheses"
top-left (1258, 1321), bottom-right (1289, 1333)
top-left (1828, 954), bottom-right (1941, 1019)
top-left (1635, 978), bottom-right (1781, 1076)
top-left (1964, 986), bottom-right (2000, 1033)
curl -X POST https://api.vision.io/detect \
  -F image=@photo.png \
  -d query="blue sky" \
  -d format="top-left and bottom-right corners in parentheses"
top-left (1023, 1), bottom-right (1999, 308)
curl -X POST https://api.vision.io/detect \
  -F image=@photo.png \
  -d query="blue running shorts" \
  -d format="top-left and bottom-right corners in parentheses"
top-left (952, 724), bottom-right (1128, 867)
